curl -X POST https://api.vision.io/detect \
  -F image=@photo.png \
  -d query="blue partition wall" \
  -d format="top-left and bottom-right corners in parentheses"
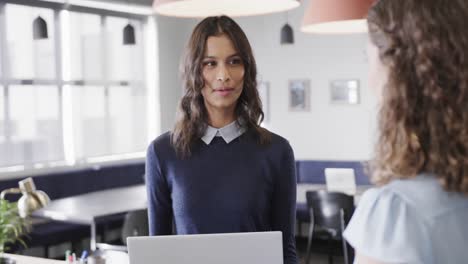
top-left (0, 163), bottom-right (145, 200)
top-left (295, 160), bottom-right (371, 185)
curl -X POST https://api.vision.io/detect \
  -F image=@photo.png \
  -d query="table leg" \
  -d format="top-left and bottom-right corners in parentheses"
top-left (91, 221), bottom-right (97, 251)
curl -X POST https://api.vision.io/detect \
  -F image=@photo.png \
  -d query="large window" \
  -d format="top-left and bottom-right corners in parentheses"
top-left (71, 85), bottom-right (147, 159)
top-left (67, 14), bottom-right (147, 163)
top-left (72, 85), bottom-right (108, 158)
top-left (0, 1), bottom-right (154, 173)
top-left (69, 12), bottom-right (103, 81)
top-left (6, 4), bottom-right (56, 80)
top-left (106, 17), bottom-right (144, 82)
top-left (8, 85), bottom-right (62, 165)
top-left (2, 4), bottom-right (63, 167)
top-left (107, 85), bottom-right (147, 154)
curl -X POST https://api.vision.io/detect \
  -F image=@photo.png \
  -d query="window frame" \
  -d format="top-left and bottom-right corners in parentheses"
top-left (0, 0), bottom-right (156, 178)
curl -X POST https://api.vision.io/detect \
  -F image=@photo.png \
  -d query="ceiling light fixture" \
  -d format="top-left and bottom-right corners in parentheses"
top-left (33, 16), bottom-right (49, 40)
top-left (153, 0), bottom-right (300, 18)
top-left (280, 12), bottom-right (294, 45)
top-left (301, 0), bottom-right (374, 34)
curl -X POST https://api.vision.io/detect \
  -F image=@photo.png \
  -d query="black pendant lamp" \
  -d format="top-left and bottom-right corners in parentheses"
top-left (123, 23), bottom-right (136, 45)
top-left (281, 12), bottom-right (294, 45)
top-left (123, 0), bottom-right (136, 45)
top-left (33, 16), bottom-right (48, 40)
top-left (281, 23), bottom-right (294, 44)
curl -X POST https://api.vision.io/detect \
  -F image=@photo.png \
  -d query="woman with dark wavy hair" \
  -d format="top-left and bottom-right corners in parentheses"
top-left (145, 16), bottom-right (297, 264)
top-left (343, 0), bottom-right (468, 263)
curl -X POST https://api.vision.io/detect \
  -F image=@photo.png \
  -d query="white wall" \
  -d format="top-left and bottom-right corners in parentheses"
top-left (235, 5), bottom-right (378, 160)
top-left (155, 15), bottom-right (193, 133)
top-left (156, 1), bottom-right (378, 160)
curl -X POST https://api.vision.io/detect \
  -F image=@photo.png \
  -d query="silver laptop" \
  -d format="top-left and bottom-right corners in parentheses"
top-left (127, 231), bottom-right (283, 264)
top-left (324, 168), bottom-right (357, 195)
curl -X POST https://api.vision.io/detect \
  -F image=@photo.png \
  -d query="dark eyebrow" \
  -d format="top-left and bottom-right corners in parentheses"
top-left (202, 53), bottom-right (240, 60)
top-left (227, 53), bottom-right (241, 58)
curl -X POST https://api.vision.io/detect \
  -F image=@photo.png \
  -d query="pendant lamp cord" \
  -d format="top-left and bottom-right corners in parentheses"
top-left (127, 0), bottom-right (131, 22)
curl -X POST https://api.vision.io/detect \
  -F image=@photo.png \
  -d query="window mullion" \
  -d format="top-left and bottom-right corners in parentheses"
top-left (53, 9), bottom-right (66, 164)
top-left (0, 2), bottom-right (6, 83)
top-left (0, 3), bottom-right (11, 163)
top-left (59, 9), bottom-right (75, 165)
top-left (102, 15), bottom-right (111, 156)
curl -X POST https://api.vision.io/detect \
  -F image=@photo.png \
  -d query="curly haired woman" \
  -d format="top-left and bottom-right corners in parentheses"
top-left (344, 0), bottom-right (468, 263)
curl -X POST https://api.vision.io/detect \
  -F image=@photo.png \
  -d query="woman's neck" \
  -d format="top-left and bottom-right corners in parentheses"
top-left (206, 109), bottom-right (237, 128)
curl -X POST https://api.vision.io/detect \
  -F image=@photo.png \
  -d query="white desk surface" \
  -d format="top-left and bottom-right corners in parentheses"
top-left (4, 254), bottom-right (64, 264)
top-left (33, 185), bottom-right (147, 224)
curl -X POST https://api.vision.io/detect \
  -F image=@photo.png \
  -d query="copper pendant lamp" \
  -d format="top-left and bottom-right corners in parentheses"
top-left (301, 0), bottom-right (374, 34)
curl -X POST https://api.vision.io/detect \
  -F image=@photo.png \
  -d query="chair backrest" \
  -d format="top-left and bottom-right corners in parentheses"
top-left (122, 209), bottom-right (149, 245)
top-left (306, 190), bottom-right (355, 234)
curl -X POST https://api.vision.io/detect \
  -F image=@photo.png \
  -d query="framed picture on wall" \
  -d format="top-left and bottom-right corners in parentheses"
top-left (330, 79), bottom-right (360, 104)
top-left (257, 81), bottom-right (270, 123)
top-left (288, 79), bottom-right (310, 111)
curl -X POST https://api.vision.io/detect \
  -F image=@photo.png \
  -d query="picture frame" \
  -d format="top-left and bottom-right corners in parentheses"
top-left (329, 79), bottom-right (360, 104)
top-left (257, 81), bottom-right (270, 123)
top-left (288, 79), bottom-right (310, 111)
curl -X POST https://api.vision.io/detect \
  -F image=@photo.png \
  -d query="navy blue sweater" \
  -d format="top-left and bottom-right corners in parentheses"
top-left (145, 130), bottom-right (298, 264)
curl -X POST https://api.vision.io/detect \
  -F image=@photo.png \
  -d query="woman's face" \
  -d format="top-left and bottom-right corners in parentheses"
top-left (367, 36), bottom-right (388, 100)
top-left (201, 34), bottom-right (245, 115)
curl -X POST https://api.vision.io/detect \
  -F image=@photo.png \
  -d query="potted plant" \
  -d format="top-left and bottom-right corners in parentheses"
top-left (0, 199), bottom-right (28, 264)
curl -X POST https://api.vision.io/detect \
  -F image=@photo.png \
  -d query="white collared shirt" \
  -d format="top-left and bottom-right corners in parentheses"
top-left (201, 120), bottom-right (246, 145)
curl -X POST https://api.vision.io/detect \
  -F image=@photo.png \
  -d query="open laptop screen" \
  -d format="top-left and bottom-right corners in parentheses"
top-left (127, 231), bottom-right (283, 264)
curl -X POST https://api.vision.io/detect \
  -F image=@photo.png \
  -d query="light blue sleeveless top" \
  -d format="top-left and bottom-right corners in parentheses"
top-left (343, 174), bottom-right (468, 264)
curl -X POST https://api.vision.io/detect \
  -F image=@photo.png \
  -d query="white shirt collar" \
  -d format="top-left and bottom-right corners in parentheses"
top-left (201, 120), bottom-right (246, 145)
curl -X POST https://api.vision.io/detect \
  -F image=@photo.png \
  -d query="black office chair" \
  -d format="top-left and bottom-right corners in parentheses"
top-left (305, 190), bottom-right (355, 264)
top-left (121, 209), bottom-right (149, 245)
top-left (96, 209), bottom-right (149, 252)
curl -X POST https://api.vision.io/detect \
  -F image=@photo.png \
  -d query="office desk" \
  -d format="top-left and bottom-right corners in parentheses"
top-left (33, 185), bottom-right (146, 251)
top-left (33, 183), bottom-right (370, 250)
top-left (3, 254), bottom-right (64, 264)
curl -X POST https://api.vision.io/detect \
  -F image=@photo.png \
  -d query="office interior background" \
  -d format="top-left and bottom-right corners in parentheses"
top-left (0, 0), bottom-right (377, 262)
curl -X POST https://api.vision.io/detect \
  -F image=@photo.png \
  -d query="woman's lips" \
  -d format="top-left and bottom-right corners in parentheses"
top-left (214, 87), bottom-right (234, 96)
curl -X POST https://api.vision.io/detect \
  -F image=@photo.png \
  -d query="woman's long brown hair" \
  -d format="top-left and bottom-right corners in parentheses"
top-left (172, 16), bottom-right (271, 158)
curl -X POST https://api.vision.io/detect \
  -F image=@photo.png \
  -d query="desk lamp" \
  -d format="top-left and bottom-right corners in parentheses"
top-left (0, 177), bottom-right (50, 218)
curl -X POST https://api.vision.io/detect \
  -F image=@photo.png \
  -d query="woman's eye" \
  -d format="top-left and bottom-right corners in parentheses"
top-left (229, 58), bottom-right (242, 65)
top-left (203, 61), bottom-right (216, 67)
